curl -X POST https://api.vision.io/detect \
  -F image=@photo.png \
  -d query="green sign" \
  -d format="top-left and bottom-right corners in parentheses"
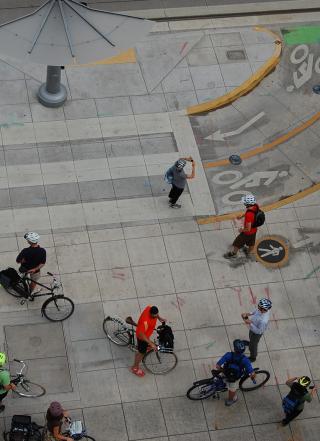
top-left (282, 26), bottom-right (320, 45)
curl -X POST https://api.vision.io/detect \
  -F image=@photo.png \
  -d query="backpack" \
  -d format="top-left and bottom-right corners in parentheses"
top-left (164, 167), bottom-right (174, 184)
top-left (8, 415), bottom-right (32, 441)
top-left (223, 353), bottom-right (245, 382)
top-left (157, 324), bottom-right (174, 349)
top-left (282, 383), bottom-right (307, 414)
top-left (247, 207), bottom-right (265, 228)
top-left (0, 268), bottom-right (21, 288)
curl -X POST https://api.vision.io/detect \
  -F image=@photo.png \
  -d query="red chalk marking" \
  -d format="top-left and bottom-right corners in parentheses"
top-left (272, 312), bottom-right (279, 329)
top-left (275, 375), bottom-right (279, 385)
top-left (180, 42), bottom-right (188, 54)
top-left (264, 286), bottom-right (271, 300)
top-left (248, 286), bottom-right (257, 305)
top-left (170, 301), bottom-right (179, 309)
top-left (286, 369), bottom-right (291, 380)
top-left (177, 295), bottom-right (186, 308)
top-left (112, 270), bottom-right (126, 280)
top-left (233, 287), bottom-right (243, 306)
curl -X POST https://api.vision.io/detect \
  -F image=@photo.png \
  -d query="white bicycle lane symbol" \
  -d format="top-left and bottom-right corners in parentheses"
top-left (211, 170), bottom-right (289, 205)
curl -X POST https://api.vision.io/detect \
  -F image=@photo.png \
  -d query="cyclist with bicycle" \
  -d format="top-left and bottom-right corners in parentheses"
top-left (44, 402), bottom-right (73, 441)
top-left (0, 352), bottom-right (16, 413)
top-left (131, 305), bottom-right (166, 377)
top-left (215, 340), bottom-right (255, 406)
top-left (16, 232), bottom-right (46, 294)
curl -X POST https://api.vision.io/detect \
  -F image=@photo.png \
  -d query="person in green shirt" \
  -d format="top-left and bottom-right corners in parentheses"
top-left (0, 352), bottom-right (16, 412)
top-left (282, 376), bottom-right (313, 425)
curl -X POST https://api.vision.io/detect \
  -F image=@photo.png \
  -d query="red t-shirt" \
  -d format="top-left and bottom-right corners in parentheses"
top-left (243, 204), bottom-right (259, 235)
top-left (136, 306), bottom-right (157, 339)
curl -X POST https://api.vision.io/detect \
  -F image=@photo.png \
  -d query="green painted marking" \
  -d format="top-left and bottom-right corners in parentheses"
top-left (282, 26), bottom-right (320, 45)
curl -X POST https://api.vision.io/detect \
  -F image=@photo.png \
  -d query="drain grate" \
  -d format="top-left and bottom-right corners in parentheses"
top-left (226, 49), bottom-right (246, 60)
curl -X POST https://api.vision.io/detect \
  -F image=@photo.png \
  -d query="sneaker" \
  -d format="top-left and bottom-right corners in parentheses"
top-left (225, 397), bottom-right (238, 406)
top-left (0, 405), bottom-right (5, 413)
top-left (223, 252), bottom-right (237, 259)
top-left (169, 203), bottom-right (181, 209)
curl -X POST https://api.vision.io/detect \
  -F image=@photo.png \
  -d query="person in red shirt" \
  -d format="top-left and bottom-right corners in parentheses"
top-left (131, 305), bottom-right (165, 377)
top-left (224, 194), bottom-right (259, 259)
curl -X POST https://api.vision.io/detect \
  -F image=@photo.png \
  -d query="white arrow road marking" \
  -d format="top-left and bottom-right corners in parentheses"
top-left (205, 111), bottom-right (266, 142)
top-left (292, 231), bottom-right (320, 249)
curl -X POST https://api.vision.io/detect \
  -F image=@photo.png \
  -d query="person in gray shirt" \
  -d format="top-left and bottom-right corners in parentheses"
top-left (241, 297), bottom-right (272, 362)
top-left (167, 157), bottom-right (195, 208)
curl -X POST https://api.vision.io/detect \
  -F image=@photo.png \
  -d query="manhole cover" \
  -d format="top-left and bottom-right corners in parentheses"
top-left (254, 235), bottom-right (289, 268)
top-left (226, 50), bottom-right (246, 60)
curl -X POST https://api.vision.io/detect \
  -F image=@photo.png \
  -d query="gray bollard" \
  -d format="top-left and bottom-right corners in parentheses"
top-left (38, 65), bottom-right (67, 108)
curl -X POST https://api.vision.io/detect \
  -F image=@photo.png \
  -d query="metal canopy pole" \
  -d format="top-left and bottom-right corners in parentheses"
top-left (38, 65), bottom-right (67, 107)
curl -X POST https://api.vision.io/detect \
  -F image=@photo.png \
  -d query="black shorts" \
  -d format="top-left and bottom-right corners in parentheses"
top-left (137, 339), bottom-right (148, 354)
top-left (0, 391), bottom-right (8, 401)
top-left (233, 232), bottom-right (256, 249)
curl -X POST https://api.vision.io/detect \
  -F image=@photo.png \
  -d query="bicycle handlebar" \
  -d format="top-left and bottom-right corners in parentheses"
top-left (13, 359), bottom-right (26, 375)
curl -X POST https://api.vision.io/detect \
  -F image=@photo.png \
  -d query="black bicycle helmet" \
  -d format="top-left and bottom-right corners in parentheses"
top-left (233, 339), bottom-right (246, 354)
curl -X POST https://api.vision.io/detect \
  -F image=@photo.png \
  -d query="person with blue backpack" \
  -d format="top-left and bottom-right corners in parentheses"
top-left (281, 376), bottom-right (313, 426)
top-left (164, 157), bottom-right (195, 208)
top-left (215, 339), bottom-right (255, 406)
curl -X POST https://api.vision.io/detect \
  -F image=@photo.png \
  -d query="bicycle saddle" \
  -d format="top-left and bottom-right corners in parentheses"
top-left (125, 316), bottom-right (135, 326)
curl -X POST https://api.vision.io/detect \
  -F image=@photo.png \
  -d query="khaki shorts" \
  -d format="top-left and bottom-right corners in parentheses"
top-left (226, 379), bottom-right (240, 392)
top-left (29, 271), bottom-right (41, 282)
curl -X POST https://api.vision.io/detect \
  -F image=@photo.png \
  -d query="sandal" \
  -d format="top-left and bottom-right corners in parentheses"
top-left (130, 367), bottom-right (145, 377)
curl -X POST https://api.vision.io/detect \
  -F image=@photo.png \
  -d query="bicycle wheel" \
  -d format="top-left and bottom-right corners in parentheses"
top-left (13, 380), bottom-right (46, 397)
top-left (103, 316), bottom-right (132, 346)
top-left (4, 281), bottom-right (28, 298)
top-left (239, 370), bottom-right (270, 391)
top-left (82, 436), bottom-right (96, 441)
top-left (41, 295), bottom-right (74, 321)
top-left (143, 349), bottom-right (177, 374)
top-left (187, 379), bottom-right (217, 400)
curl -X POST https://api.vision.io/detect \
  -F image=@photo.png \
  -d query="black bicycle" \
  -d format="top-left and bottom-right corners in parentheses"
top-left (0, 267), bottom-right (74, 321)
top-left (187, 368), bottom-right (270, 400)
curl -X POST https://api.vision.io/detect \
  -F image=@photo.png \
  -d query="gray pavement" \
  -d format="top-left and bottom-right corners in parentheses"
top-left (0, 10), bottom-right (320, 441)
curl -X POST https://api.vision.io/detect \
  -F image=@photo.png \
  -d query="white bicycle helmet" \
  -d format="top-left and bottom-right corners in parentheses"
top-left (258, 298), bottom-right (272, 310)
top-left (241, 194), bottom-right (256, 206)
top-left (175, 159), bottom-right (187, 170)
top-left (24, 232), bottom-right (40, 244)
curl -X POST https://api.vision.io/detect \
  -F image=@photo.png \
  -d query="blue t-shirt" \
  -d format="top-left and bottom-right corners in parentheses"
top-left (217, 352), bottom-right (253, 377)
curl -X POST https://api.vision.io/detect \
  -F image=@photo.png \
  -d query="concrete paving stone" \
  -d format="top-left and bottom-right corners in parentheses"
top-left (68, 302), bottom-right (105, 341)
top-left (123, 223), bottom-right (161, 239)
top-left (53, 230), bottom-right (89, 246)
top-left (196, 86), bottom-right (227, 102)
top-left (110, 165), bottom-right (147, 180)
top-left (123, 399), bottom-right (167, 440)
top-left (210, 32), bottom-right (242, 47)
top-left (170, 259), bottom-right (214, 292)
top-left (290, 418), bottom-right (320, 441)
top-left (296, 316), bottom-right (320, 347)
top-left (113, 176), bottom-right (152, 198)
top-left (244, 258), bottom-right (283, 285)
top-left (5, 322), bottom-right (66, 359)
top-left (305, 346), bottom-right (320, 380)
top-left (4, 147), bottom-right (39, 166)
top-left (79, 179), bottom-right (115, 201)
top-left (72, 338), bottom-right (113, 372)
top-left (220, 62), bottom-right (252, 86)
top-left (244, 386), bottom-right (283, 424)
top-left (160, 220), bottom-right (199, 235)
top-left (161, 67), bottom-right (194, 93)
top-left (0, 188), bottom-right (10, 208)
top-left (193, 34), bottom-right (212, 49)
top-left (189, 65), bottom-right (224, 89)
top-left (187, 47), bottom-right (218, 66)
top-left (38, 143), bottom-right (72, 163)
top-left (60, 271), bottom-right (101, 303)
top-left (140, 134), bottom-right (177, 155)
top-left (105, 138), bottom-right (142, 158)
top-left (0, 285), bottom-right (28, 313)
top-left (30, 103), bottom-right (64, 122)
top-left (45, 182), bottom-right (81, 205)
top-left (240, 29), bottom-right (274, 45)
top-left (0, 80), bottom-right (28, 105)
top-left (245, 43), bottom-right (275, 63)
top-left (100, 115), bottom-right (137, 138)
top-left (164, 232), bottom-right (205, 262)
top-left (187, 325), bottom-right (230, 359)
top-left (149, 175), bottom-right (171, 196)
top-left (161, 396), bottom-right (207, 435)
top-left (108, 154), bottom-right (145, 169)
top-left (171, 433), bottom-right (209, 441)
top-left (34, 121), bottom-right (68, 143)
top-left (83, 404), bottom-right (128, 441)
top-left (9, 185), bottom-right (46, 207)
top-left (284, 278), bottom-right (320, 317)
top-left (1, 123), bottom-right (36, 145)
top-left (135, 112), bottom-right (172, 135)
top-left (270, 348), bottom-right (311, 384)
top-left (179, 290), bottom-right (224, 329)
top-left (0, 104), bottom-right (32, 126)
top-left (56, 243), bottom-right (94, 273)
top-left (210, 426), bottom-right (255, 441)
top-left (165, 91), bottom-right (198, 111)
top-left (7, 163), bottom-right (43, 187)
top-left (116, 366), bottom-right (159, 402)
top-left (67, 118), bottom-right (102, 141)
top-left (130, 94), bottom-right (167, 114)
top-left (95, 97), bottom-right (132, 117)
top-left (63, 99), bottom-right (97, 120)
top-left (132, 263), bottom-right (175, 297)
top-left (91, 240), bottom-right (130, 270)
top-left (155, 359), bottom-right (195, 398)
top-left (97, 267), bottom-right (137, 301)
top-left (78, 369), bottom-right (120, 406)
top-left (253, 422), bottom-right (291, 441)
top-left (48, 203), bottom-right (86, 229)
top-left (83, 200), bottom-right (120, 227)
top-left (126, 236), bottom-right (167, 266)
top-left (0, 60), bottom-right (24, 80)
top-left (71, 141), bottom-right (106, 160)
top-left (140, 293), bottom-right (184, 330)
top-left (88, 227), bottom-right (124, 242)
top-left (0, 236), bottom-right (18, 252)
top-left (264, 319), bottom-right (302, 351)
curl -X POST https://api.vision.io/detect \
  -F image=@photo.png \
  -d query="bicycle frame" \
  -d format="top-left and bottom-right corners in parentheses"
top-left (19, 272), bottom-right (61, 301)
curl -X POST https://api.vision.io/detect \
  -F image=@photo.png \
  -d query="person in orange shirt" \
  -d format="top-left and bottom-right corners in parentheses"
top-left (131, 305), bottom-right (166, 377)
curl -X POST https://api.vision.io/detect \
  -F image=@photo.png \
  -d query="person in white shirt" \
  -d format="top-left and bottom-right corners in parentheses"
top-left (241, 298), bottom-right (272, 362)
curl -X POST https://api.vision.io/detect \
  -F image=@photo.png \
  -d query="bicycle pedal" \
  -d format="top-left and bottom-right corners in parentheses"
top-left (20, 299), bottom-right (26, 305)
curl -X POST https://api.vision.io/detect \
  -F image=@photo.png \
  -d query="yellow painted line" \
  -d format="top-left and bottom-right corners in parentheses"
top-left (204, 111), bottom-right (320, 169)
top-left (70, 48), bottom-right (136, 67)
top-left (186, 27), bottom-right (282, 115)
top-left (197, 182), bottom-right (320, 225)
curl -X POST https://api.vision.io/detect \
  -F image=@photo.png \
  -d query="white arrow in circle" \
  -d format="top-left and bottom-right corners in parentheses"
top-left (292, 230), bottom-right (320, 249)
top-left (205, 111), bottom-right (266, 142)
